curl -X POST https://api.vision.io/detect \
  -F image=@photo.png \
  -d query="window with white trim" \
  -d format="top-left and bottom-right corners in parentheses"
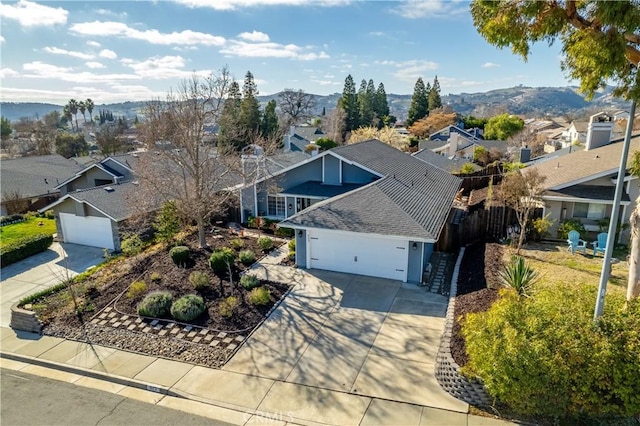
top-left (573, 202), bottom-right (606, 220)
top-left (267, 195), bottom-right (285, 217)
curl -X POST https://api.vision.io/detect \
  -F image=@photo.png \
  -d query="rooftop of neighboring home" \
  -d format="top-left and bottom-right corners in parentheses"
top-left (1, 154), bottom-right (84, 199)
top-left (524, 133), bottom-right (640, 190)
top-left (411, 148), bottom-right (477, 173)
top-left (280, 139), bottom-right (462, 241)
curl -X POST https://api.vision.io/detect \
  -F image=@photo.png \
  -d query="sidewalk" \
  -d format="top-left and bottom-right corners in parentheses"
top-left (0, 245), bottom-right (514, 426)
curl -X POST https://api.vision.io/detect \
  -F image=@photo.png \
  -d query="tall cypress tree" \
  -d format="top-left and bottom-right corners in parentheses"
top-left (407, 77), bottom-right (429, 126)
top-left (374, 82), bottom-right (390, 127)
top-left (219, 81), bottom-right (243, 149)
top-left (240, 71), bottom-right (261, 143)
top-left (358, 79), bottom-right (374, 127)
top-left (429, 75), bottom-right (442, 112)
top-left (341, 74), bottom-right (359, 132)
top-left (260, 99), bottom-right (279, 138)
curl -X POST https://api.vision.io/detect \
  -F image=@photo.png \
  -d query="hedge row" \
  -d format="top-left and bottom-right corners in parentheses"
top-left (0, 214), bottom-right (25, 226)
top-left (1, 234), bottom-right (54, 267)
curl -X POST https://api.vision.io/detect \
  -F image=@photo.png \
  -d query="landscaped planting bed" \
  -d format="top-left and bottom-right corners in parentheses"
top-left (29, 228), bottom-right (290, 368)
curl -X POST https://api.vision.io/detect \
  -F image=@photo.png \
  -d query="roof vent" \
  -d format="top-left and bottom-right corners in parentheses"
top-left (132, 153), bottom-right (139, 157)
top-left (104, 186), bottom-right (115, 192)
top-left (132, 180), bottom-right (139, 185)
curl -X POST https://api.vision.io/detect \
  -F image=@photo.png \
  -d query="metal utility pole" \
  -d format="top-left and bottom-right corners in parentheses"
top-left (594, 98), bottom-right (637, 320)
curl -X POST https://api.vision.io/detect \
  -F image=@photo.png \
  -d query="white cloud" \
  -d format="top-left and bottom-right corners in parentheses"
top-left (481, 62), bottom-right (500, 68)
top-left (312, 79), bottom-right (340, 86)
top-left (23, 61), bottom-right (72, 75)
top-left (85, 61), bottom-right (106, 69)
top-left (0, 0), bottom-right (68, 27)
top-left (96, 8), bottom-right (128, 18)
top-left (0, 35), bottom-right (5, 43)
top-left (70, 21), bottom-right (226, 46)
top-left (221, 40), bottom-right (329, 60)
top-left (0, 68), bottom-right (18, 79)
top-left (238, 31), bottom-right (270, 42)
top-left (22, 61), bottom-right (139, 83)
top-left (369, 31), bottom-right (385, 37)
top-left (43, 46), bottom-right (95, 60)
top-left (0, 85), bottom-right (165, 104)
top-left (121, 55), bottom-right (201, 79)
top-left (390, 0), bottom-right (468, 19)
top-left (173, 0), bottom-right (350, 11)
top-left (391, 60), bottom-right (439, 83)
top-left (99, 49), bottom-right (118, 59)
top-left (86, 40), bottom-right (101, 47)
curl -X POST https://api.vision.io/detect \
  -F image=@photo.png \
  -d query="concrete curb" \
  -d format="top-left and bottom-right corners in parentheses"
top-left (0, 350), bottom-right (183, 398)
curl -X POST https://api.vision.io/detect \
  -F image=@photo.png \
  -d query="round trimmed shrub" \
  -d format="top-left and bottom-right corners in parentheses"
top-left (189, 271), bottom-right (210, 290)
top-left (240, 274), bottom-right (260, 290)
top-left (127, 280), bottom-right (147, 300)
top-left (169, 245), bottom-right (190, 265)
top-left (219, 296), bottom-right (238, 318)
top-left (209, 247), bottom-right (235, 273)
top-left (170, 294), bottom-right (206, 322)
top-left (230, 238), bottom-right (245, 250)
top-left (238, 249), bottom-right (256, 265)
top-left (257, 236), bottom-right (273, 252)
top-left (137, 291), bottom-right (173, 318)
top-left (248, 286), bottom-right (271, 306)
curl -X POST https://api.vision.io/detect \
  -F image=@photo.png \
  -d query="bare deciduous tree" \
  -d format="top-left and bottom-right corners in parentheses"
top-left (138, 70), bottom-right (242, 248)
top-left (320, 105), bottom-right (345, 144)
top-left (277, 89), bottom-right (314, 127)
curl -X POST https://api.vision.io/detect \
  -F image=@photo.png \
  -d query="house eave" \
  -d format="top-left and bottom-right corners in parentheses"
top-left (278, 223), bottom-right (436, 244)
top-left (543, 195), bottom-right (631, 206)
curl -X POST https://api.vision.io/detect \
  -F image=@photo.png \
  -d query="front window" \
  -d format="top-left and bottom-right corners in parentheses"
top-left (574, 202), bottom-right (606, 220)
top-left (267, 195), bottom-right (285, 217)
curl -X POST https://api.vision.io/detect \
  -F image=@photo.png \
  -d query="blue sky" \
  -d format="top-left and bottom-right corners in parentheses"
top-left (0, 0), bottom-right (572, 105)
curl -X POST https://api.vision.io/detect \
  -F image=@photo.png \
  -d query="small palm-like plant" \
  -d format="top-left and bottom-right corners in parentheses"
top-left (499, 256), bottom-right (538, 297)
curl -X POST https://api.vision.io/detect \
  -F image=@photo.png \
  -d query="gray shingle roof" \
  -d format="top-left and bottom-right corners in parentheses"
top-left (281, 139), bottom-right (462, 240)
top-left (294, 126), bottom-right (324, 142)
top-left (412, 149), bottom-right (476, 173)
top-left (65, 182), bottom-right (156, 221)
top-left (1, 154), bottom-right (83, 198)
top-left (545, 185), bottom-right (631, 202)
top-left (280, 181), bottom-right (363, 198)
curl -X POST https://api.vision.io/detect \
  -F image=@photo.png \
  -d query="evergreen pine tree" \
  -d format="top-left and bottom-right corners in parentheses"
top-left (260, 99), bottom-right (279, 138)
top-left (374, 82), bottom-right (390, 128)
top-left (340, 75), bottom-right (359, 132)
top-left (429, 75), bottom-right (442, 112)
top-left (407, 77), bottom-right (429, 126)
top-left (219, 81), bottom-right (243, 149)
top-left (240, 71), bottom-right (261, 145)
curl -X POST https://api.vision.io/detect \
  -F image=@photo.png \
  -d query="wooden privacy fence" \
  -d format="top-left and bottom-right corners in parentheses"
top-left (456, 163), bottom-right (504, 195)
top-left (438, 206), bottom-right (541, 252)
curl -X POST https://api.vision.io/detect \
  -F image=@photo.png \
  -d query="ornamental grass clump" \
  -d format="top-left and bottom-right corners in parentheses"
top-left (248, 286), bottom-right (270, 306)
top-left (137, 291), bottom-right (173, 318)
top-left (188, 271), bottom-right (210, 290)
top-left (170, 294), bottom-right (205, 322)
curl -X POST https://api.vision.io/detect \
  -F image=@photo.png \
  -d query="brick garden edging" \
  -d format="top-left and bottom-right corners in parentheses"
top-left (10, 302), bottom-right (43, 334)
top-left (434, 246), bottom-right (493, 407)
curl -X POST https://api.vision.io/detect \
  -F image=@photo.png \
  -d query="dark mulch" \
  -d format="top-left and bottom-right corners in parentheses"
top-left (451, 241), bottom-right (502, 367)
top-left (37, 228), bottom-right (290, 333)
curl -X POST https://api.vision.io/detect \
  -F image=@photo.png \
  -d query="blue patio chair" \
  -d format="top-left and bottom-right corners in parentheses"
top-left (592, 232), bottom-right (608, 256)
top-left (567, 230), bottom-right (587, 255)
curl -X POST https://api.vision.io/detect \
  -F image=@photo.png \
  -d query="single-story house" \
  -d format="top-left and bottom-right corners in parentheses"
top-left (56, 154), bottom-right (139, 195)
top-left (241, 139), bottom-right (461, 282)
top-left (1, 154), bottom-right (84, 215)
top-left (283, 126), bottom-right (326, 152)
top-left (525, 132), bottom-right (640, 241)
top-left (411, 148), bottom-right (478, 174)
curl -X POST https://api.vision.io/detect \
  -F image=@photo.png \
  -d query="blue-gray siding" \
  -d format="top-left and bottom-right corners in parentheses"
top-left (295, 230), bottom-right (307, 267)
top-left (323, 155), bottom-right (341, 185)
top-left (342, 162), bottom-right (376, 184)
top-left (407, 241), bottom-right (424, 283)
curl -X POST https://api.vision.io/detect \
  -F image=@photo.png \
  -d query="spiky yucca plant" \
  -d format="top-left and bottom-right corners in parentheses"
top-left (499, 256), bottom-right (538, 297)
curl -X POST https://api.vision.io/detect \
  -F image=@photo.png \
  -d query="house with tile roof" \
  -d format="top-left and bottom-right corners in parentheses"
top-left (0, 154), bottom-right (84, 215)
top-left (524, 132), bottom-right (640, 241)
top-left (241, 139), bottom-right (461, 282)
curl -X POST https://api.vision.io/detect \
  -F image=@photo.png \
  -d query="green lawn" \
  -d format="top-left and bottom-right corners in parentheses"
top-left (0, 218), bottom-right (57, 248)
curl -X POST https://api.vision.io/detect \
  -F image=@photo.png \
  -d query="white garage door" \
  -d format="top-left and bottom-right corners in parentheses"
top-left (308, 230), bottom-right (408, 281)
top-left (59, 212), bottom-right (115, 250)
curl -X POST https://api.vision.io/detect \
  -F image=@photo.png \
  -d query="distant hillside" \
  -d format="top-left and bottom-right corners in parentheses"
top-left (1, 86), bottom-right (631, 123)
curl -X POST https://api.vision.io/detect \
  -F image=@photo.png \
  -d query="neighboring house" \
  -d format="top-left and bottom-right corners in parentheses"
top-left (241, 139), bottom-right (461, 283)
top-left (283, 126), bottom-right (326, 152)
top-left (563, 121), bottom-right (588, 145)
top-left (55, 154), bottom-right (138, 195)
top-left (0, 154), bottom-right (84, 215)
top-left (411, 148), bottom-right (477, 174)
top-left (42, 182), bottom-right (153, 251)
top-left (525, 132), bottom-right (640, 241)
top-left (429, 125), bottom-right (483, 142)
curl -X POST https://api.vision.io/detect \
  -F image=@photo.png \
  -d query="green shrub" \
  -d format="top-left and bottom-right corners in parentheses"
top-left (219, 296), bottom-right (239, 318)
top-left (137, 291), bottom-right (173, 318)
top-left (209, 247), bottom-right (235, 273)
top-left (127, 281), bottom-right (148, 299)
top-left (556, 219), bottom-right (586, 240)
top-left (499, 256), bottom-right (537, 297)
top-left (0, 234), bottom-right (53, 267)
top-left (121, 233), bottom-right (144, 256)
top-left (19, 281), bottom-right (67, 307)
top-left (44, 210), bottom-right (55, 220)
top-left (248, 286), bottom-right (271, 306)
top-left (288, 239), bottom-right (296, 251)
top-left (0, 214), bottom-right (24, 226)
top-left (240, 274), bottom-right (260, 290)
top-left (230, 238), bottom-right (245, 250)
top-left (169, 245), bottom-right (190, 265)
top-left (462, 285), bottom-right (640, 419)
top-left (275, 227), bottom-right (295, 237)
top-left (238, 249), bottom-right (256, 265)
top-left (257, 236), bottom-right (273, 252)
top-left (170, 294), bottom-right (205, 322)
top-left (189, 271), bottom-right (210, 290)
top-left (150, 272), bottom-right (161, 282)
top-left (315, 137), bottom-right (337, 151)
top-left (153, 200), bottom-right (180, 242)
top-left (529, 214), bottom-right (553, 241)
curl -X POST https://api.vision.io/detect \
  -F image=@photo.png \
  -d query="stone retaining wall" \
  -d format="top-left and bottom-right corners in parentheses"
top-left (434, 246), bottom-right (493, 407)
top-left (10, 303), bottom-right (43, 334)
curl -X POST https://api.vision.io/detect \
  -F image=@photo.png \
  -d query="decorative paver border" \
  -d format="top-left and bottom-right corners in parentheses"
top-left (434, 246), bottom-right (493, 408)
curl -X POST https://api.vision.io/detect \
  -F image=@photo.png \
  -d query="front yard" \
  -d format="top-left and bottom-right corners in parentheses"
top-left (24, 227), bottom-right (291, 368)
top-left (0, 217), bottom-right (56, 248)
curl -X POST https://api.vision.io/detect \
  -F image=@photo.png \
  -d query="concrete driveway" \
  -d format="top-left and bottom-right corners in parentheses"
top-left (224, 265), bottom-right (467, 413)
top-left (0, 243), bottom-right (105, 327)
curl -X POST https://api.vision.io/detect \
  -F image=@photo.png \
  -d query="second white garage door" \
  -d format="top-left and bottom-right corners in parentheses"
top-left (308, 230), bottom-right (408, 281)
top-left (59, 212), bottom-right (115, 250)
